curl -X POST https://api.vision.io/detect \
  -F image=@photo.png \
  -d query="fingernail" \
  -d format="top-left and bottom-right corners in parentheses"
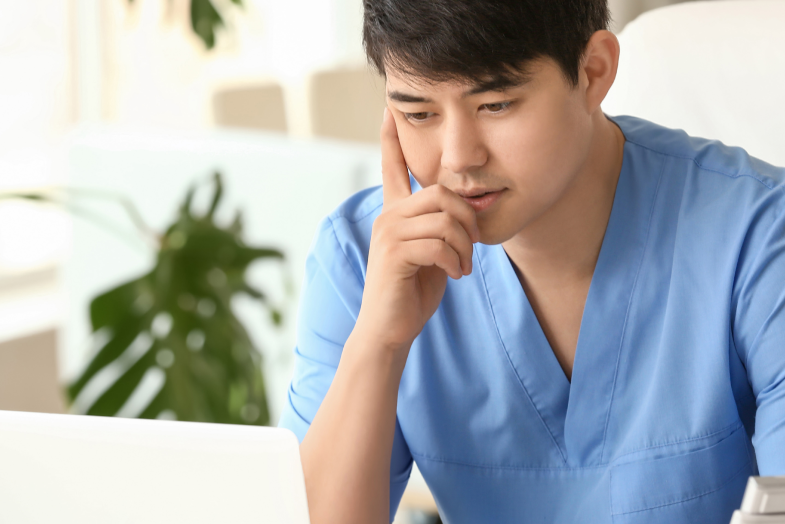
top-left (383, 107), bottom-right (389, 120)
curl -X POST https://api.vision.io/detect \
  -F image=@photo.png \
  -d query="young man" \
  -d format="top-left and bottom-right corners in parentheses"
top-left (279, 1), bottom-right (785, 522)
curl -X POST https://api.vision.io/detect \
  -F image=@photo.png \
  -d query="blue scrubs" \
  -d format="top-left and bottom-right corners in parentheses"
top-left (278, 115), bottom-right (785, 523)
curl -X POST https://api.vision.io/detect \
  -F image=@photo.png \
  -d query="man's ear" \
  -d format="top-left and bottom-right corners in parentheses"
top-left (580, 30), bottom-right (620, 114)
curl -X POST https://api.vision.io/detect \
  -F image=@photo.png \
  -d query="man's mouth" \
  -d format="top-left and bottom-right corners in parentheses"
top-left (455, 188), bottom-right (507, 212)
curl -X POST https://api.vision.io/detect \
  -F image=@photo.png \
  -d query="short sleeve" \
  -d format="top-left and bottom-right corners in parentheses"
top-left (277, 216), bottom-right (414, 521)
top-left (732, 190), bottom-right (785, 475)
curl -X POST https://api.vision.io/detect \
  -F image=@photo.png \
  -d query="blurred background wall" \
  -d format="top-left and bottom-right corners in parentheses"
top-left (0, 0), bottom-right (695, 155)
top-left (0, 0), bottom-right (699, 407)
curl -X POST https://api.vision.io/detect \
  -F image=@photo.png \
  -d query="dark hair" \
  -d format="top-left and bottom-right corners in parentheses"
top-left (362, 0), bottom-right (611, 89)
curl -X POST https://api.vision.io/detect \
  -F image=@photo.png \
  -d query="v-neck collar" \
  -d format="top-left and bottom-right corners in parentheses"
top-left (476, 116), bottom-right (665, 466)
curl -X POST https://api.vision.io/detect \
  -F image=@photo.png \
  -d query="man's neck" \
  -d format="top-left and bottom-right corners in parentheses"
top-left (502, 111), bottom-right (626, 286)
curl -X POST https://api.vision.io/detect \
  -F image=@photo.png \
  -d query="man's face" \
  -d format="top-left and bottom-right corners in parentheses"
top-left (385, 58), bottom-right (595, 245)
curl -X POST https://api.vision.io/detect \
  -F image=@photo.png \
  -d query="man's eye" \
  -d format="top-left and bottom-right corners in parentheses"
top-left (482, 101), bottom-right (513, 113)
top-left (404, 112), bottom-right (433, 122)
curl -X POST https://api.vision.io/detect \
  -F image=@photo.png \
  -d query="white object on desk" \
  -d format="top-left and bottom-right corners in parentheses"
top-left (742, 476), bottom-right (785, 514)
top-left (0, 410), bottom-right (311, 524)
top-left (730, 476), bottom-right (785, 524)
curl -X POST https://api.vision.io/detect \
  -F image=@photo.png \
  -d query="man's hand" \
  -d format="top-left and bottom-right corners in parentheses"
top-left (355, 107), bottom-right (480, 354)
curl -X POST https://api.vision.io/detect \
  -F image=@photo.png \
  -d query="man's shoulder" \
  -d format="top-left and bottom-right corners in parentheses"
top-left (327, 184), bottom-right (384, 227)
top-left (307, 185), bottom-right (382, 282)
top-left (610, 114), bottom-right (785, 192)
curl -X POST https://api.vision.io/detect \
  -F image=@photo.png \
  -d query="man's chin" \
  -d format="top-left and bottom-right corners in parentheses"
top-left (475, 221), bottom-right (519, 246)
top-left (476, 206), bottom-right (540, 246)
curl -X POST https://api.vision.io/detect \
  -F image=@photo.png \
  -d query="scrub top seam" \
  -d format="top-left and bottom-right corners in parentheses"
top-left (622, 138), bottom-right (777, 191)
top-left (324, 215), bottom-right (367, 290)
top-left (334, 200), bottom-right (383, 225)
top-left (475, 249), bottom-right (569, 466)
top-left (609, 456), bottom-right (751, 516)
top-left (600, 154), bottom-right (668, 464)
top-left (611, 420), bottom-right (743, 461)
top-left (409, 450), bottom-right (606, 471)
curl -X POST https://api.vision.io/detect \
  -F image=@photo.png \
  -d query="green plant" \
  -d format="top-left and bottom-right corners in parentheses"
top-left (4, 173), bottom-right (284, 425)
top-left (128, 0), bottom-right (244, 50)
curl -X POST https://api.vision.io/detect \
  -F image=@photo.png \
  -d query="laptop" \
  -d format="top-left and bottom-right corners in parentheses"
top-left (0, 409), bottom-right (311, 524)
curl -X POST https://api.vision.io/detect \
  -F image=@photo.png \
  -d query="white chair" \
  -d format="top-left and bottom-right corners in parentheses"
top-left (603, 0), bottom-right (785, 167)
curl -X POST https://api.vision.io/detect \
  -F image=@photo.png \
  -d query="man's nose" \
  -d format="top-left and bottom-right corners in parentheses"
top-left (440, 117), bottom-right (488, 175)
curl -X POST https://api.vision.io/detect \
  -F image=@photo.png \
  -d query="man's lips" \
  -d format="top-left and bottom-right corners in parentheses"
top-left (457, 188), bottom-right (507, 213)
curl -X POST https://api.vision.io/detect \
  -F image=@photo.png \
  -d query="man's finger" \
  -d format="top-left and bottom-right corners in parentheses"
top-left (398, 185), bottom-right (481, 243)
top-left (381, 107), bottom-right (413, 208)
top-left (401, 238), bottom-right (462, 280)
top-left (397, 212), bottom-right (474, 275)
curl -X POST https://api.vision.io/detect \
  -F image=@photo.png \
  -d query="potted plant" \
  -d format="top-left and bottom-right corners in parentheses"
top-left (6, 172), bottom-right (284, 425)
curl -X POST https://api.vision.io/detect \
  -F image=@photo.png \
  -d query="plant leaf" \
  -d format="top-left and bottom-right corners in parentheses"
top-left (190, 0), bottom-right (223, 50)
top-left (206, 171), bottom-right (223, 219)
top-left (69, 172), bottom-right (281, 427)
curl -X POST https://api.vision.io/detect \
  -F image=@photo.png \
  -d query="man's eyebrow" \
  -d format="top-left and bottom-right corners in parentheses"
top-left (387, 91), bottom-right (433, 103)
top-left (461, 75), bottom-right (531, 98)
top-left (387, 75), bottom-right (531, 104)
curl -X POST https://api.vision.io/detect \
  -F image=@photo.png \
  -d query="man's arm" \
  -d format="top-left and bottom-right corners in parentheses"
top-left (297, 108), bottom-right (479, 524)
top-left (300, 327), bottom-right (409, 523)
top-left (733, 195), bottom-right (785, 474)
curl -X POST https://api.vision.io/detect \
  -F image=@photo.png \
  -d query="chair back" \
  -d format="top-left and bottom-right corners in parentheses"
top-left (603, 0), bottom-right (785, 167)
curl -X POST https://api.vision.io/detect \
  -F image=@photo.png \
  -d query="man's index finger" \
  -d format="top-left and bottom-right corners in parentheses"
top-left (381, 107), bottom-right (413, 208)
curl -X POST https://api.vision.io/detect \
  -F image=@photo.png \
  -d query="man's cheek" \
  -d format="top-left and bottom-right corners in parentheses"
top-left (397, 132), bottom-right (438, 184)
